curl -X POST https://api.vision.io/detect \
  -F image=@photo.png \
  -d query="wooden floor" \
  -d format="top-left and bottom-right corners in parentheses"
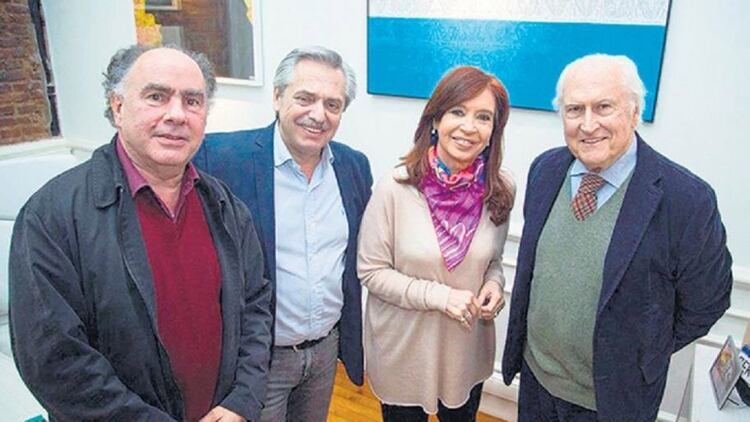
top-left (328, 363), bottom-right (507, 422)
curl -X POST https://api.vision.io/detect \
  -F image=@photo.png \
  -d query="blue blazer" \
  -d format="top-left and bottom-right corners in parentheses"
top-left (194, 123), bottom-right (373, 386)
top-left (502, 135), bottom-right (732, 421)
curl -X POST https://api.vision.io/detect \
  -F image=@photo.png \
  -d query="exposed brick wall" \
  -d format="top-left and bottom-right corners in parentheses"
top-left (151, 0), bottom-right (229, 76)
top-left (0, 0), bottom-right (52, 146)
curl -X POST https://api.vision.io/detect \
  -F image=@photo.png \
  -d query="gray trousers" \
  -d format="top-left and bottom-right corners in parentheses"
top-left (258, 328), bottom-right (339, 422)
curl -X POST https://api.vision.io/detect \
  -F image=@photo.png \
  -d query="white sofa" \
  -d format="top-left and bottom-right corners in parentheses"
top-left (1, 152), bottom-right (85, 421)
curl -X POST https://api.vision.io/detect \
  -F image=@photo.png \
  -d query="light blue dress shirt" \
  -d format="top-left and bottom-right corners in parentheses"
top-left (273, 128), bottom-right (348, 346)
top-left (570, 136), bottom-right (637, 208)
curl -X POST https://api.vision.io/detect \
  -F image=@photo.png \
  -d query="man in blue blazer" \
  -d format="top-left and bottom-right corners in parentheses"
top-left (503, 54), bottom-right (733, 421)
top-left (193, 46), bottom-right (372, 422)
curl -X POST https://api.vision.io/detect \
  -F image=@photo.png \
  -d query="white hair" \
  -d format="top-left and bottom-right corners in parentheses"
top-left (552, 54), bottom-right (647, 124)
top-left (273, 46), bottom-right (356, 109)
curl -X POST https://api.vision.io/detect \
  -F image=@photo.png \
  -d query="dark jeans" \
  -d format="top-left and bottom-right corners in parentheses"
top-left (380, 382), bottom-right (484, 422)
top-left (518, 359), bottom-right (597, 422)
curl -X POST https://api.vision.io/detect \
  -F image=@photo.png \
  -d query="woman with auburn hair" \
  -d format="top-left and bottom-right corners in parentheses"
top-left (357, 66), bottom-right (515, 421)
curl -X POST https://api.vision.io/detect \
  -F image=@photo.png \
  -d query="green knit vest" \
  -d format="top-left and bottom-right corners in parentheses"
top-left (523, 172), bottom-right (630, 410)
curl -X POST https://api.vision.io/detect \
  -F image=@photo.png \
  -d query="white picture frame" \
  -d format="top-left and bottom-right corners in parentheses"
top-left (145, 0), bottom-right (182, 12)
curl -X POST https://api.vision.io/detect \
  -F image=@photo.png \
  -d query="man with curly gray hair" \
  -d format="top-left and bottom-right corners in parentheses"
top-left (10, 44), bottom-right (272, 422)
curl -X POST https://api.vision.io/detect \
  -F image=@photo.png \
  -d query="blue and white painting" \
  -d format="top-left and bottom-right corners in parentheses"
top-left (368, 0), bottom-right (671, 121)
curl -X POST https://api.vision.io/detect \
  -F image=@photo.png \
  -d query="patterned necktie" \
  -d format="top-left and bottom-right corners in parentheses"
top-left (571, 173), bottom-right (606, 221)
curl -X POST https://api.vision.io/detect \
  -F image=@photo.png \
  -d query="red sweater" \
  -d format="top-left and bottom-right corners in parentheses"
top-left (136, 189), bottom-right (223, 421)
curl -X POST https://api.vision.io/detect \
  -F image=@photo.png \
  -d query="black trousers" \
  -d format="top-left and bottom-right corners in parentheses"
top-left (517, 359), bottom-right (597, 422)
top-left (380, 382), bottom-right (484, 422)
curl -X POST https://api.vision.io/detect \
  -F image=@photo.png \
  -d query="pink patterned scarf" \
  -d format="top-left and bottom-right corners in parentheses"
top-left (420, 146), bottom-right (486, 271)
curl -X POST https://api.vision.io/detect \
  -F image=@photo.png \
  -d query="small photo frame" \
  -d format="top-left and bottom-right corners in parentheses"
top-left (146, 0), bottom-right (181, 11)
top-left (710, 335), bottom-right (742, 410)
top-left (160, 25), bottom-right (184, 48)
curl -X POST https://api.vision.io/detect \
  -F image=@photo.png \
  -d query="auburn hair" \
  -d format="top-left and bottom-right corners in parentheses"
top-left (398, 66), bottom-right (513, 226)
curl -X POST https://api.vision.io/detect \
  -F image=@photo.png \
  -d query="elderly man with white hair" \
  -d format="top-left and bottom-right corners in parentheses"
top-left (502, 54), bottom-right (733, 421)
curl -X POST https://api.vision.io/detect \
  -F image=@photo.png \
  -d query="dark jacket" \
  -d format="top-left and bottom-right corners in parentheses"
top-left (193, 122), bottom-right (373, 385)
top-left (9, 140), bottom-right (273, 421)
top-left (502, 135), bottom-right (733, 421)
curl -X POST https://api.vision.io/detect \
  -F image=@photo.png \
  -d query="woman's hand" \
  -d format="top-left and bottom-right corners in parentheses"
top-left (446, 288), bottom-right (481, 330)
top-left (477, 280), bottom-right (505, 320)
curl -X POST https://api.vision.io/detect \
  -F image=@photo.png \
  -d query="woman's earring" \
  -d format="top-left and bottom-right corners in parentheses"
top-left (430, 128), bottom-right (438, 145)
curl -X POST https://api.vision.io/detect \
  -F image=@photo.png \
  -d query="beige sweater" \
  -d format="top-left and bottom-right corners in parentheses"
top-left (357, 167), bottom-right (512, 412)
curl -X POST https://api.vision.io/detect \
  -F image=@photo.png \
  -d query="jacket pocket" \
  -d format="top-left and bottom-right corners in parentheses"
top-left (640, 350), bottom-right (670, 384)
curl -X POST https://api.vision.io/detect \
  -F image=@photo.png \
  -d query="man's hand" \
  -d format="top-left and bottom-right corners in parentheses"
top-left (198, 406), bottom-right (246, 422)
top-left (477, 280), bottom-right (505, 320)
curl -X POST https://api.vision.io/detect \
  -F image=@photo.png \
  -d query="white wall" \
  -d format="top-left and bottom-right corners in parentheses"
top-left (42, 0), bottom-right (137, 145)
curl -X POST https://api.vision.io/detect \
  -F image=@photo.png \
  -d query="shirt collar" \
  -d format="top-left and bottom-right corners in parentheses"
top-left (273, 122), bottom-right (335, 169)
top-left (569, 134), bottom-right (637, 189)
top-left (115, 136), bottom-right (200, 197)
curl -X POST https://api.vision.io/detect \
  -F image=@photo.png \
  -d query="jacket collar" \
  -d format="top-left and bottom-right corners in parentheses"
top-left (598, 132), bottom-right (664, 314)
top-left (251, 121), bottom-right (357, 283)
top-left (91, 136), bottom-right (126, 209)
top-left (90, 135), bottom-right (229, 210)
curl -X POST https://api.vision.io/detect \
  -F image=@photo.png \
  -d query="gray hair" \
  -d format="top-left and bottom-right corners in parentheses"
top-left (552, 54), bottom-right (647, 124)
top-left (273, 46), bottom-right (357, 108)
top-left (102, 44), bottom-right (216, 126)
